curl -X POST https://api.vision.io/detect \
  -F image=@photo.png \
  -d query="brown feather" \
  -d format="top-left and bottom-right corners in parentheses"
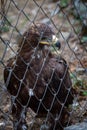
top-left (4, 23), bottom-right (74, 130)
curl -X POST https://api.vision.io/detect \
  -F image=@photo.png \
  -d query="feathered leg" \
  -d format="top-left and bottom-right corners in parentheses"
top-left (53, 108), bottom-right (69, 130)
top-left (40, 113), bottom-right (63, 130)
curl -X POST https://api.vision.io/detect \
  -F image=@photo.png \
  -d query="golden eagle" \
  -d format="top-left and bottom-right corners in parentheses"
top-left (4, 23), bottom-right (74, 130)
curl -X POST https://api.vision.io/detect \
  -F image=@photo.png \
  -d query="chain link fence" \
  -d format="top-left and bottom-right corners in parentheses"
top-left (0, 0), bottom-right (87, 130)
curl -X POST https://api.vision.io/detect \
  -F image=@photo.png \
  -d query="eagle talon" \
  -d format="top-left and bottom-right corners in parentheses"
top-left (13, 121), bottom-right (28, 130)
top-left (40, 124), bottom-right (49, 130)
top-left (21, 124), bottom-right (28, 130)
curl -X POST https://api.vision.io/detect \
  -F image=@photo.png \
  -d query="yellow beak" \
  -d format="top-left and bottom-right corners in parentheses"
top-left (39, 35), bottom-right (59, 45)
top-left (39, 41), bottom-right (49, 45)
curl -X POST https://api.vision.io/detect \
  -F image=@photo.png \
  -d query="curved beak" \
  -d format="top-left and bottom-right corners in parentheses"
top-left (52, 35), bottom-right (61, 49)
top-left (39, 35), bottom-right (61, 49)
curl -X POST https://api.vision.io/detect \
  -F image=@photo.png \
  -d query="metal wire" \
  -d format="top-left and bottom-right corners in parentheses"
top-left (0, 0), bottom-right (87, 130)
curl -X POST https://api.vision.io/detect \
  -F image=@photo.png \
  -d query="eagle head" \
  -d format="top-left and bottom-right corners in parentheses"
top-left (18, 23), bottom-right (61, 50)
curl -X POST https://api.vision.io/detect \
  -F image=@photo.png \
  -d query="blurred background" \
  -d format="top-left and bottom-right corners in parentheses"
top-left (0, 0), bottom-right (87, 129)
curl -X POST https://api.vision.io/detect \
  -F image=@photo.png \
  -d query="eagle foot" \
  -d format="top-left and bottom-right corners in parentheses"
top-left (13, 120), bottom-right (28, 130)
top-left (40, 124), bottom-right (49, 130)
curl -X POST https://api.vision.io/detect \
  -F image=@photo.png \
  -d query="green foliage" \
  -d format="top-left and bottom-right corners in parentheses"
top-left (0, 25), bottom-right (10, 32)
top-left (70, 73), bottom-right (87, 97)
top-left (81, 36), bottom-right (87, 42)
top-left (82, 91), bottom-right (87, 96)
top-left (70, 73), bottom-right (77, 87)
top-left (0, 19), bottom-right (11, 33)
top-left (60, 0), bottom-right (69, 7)
top-left (70, 73), bottom-right (87, 88)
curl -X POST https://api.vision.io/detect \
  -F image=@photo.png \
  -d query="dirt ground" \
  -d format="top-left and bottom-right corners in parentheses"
top-left (0, 0), bottom-right (87, 129)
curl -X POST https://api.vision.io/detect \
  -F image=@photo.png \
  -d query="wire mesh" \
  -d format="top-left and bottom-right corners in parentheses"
top-left (0, 0), bottom-right (87, 130)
